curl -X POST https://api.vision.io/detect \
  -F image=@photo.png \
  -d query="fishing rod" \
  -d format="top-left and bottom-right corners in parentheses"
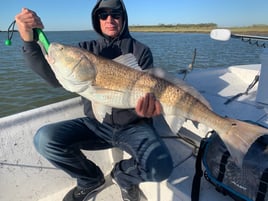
top-left (210, 29), bottom-right (267, 48)
top-left (5, 20), bottom-right (50, 53)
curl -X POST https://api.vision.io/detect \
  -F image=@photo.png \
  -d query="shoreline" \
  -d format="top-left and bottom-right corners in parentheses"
top-left (129, 25), bottom-right (268, 35)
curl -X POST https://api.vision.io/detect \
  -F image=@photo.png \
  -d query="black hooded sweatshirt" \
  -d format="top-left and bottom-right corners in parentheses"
top-left (22, 0), bottom-right (154, 126)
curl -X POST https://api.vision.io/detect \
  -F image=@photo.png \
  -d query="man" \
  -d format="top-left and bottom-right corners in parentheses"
top-left (15, 0), bottom-right (173, 201)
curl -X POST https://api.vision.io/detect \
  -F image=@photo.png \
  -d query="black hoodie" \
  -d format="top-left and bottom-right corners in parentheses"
top-left (22, 0), bottom-right (154, 126)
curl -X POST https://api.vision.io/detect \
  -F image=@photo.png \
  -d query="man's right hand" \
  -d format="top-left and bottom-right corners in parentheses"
top-left (15, 8), bottom-right (44, 42)
top-left (135, 93), bottom-right (162, 118)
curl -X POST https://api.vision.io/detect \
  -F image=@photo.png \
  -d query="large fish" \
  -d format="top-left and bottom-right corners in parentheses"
top-left (46, 42), bottom-right (268, 167)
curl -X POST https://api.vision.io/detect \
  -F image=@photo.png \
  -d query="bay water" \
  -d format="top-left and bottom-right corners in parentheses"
top-left (0, 31), bottom-right (264, 117)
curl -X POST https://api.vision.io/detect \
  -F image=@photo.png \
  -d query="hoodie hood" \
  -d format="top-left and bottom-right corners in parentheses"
top-left (92, 0), bottom-right (130, 41)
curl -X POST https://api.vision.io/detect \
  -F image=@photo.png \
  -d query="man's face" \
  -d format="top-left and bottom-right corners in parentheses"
top-left (99, 9), bottom-right (123, 38)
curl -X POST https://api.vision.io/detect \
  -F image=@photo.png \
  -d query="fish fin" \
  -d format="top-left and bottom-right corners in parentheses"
top-left (113, 53), bottom-right (142, 70)
top-left (164, 114), bottom-right (186, 134)
top-left (91, 101), bottom-right (112, 123)
top-left (219, 118), bottom-right (268, 167)
top-left (91, 87), bottom-right (133, 108)
top-left (148, 68), bottom-right (211, 109)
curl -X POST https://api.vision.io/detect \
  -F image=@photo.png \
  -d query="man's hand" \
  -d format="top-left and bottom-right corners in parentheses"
top-left (135, 93), bottom-right (162, 118)
top-left (15, 8), bottom-right (44, 42)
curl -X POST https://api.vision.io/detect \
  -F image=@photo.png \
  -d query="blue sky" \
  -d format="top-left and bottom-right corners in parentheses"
top-left (1, 0), bottom-right (267, 31)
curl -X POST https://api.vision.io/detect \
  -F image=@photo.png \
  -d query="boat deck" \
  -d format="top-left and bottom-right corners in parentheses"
top-left (1, 64), bottom-right (267, 201)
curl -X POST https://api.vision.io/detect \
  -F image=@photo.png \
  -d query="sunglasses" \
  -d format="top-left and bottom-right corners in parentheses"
top-left (98, 11), bottom-right (122, 20)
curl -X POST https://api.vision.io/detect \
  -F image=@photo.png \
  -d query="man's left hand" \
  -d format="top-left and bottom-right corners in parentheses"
top-left (135, 93), bottom-right (162, 118)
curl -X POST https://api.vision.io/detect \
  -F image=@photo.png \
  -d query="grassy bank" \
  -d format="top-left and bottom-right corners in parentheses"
top-left (129, 24), bottom-right (268, 35)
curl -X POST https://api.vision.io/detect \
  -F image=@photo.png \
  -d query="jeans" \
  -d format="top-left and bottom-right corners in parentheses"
top-left (33, 117), bottom-right (173, 188)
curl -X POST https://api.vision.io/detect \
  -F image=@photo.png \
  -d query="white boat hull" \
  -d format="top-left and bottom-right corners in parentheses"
top-left (1, 64), bottom-right (268, 201)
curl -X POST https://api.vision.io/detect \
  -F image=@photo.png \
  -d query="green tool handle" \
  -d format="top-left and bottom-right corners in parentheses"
top-left (35, 28), bottom-right (50, 53)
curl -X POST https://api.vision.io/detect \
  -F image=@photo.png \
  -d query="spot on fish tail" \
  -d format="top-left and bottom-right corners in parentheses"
top-left (232, 123), bottom-right (237, 126)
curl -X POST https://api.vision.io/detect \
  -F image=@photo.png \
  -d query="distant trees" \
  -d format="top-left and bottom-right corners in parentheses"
top-left (157, 23), bottom-right (217, 28)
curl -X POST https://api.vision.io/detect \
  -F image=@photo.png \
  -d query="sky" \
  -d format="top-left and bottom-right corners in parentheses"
top-left (1, 0), bottom-right (268, 31)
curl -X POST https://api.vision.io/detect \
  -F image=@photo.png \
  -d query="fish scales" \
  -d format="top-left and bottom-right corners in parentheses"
top-left (47, 42), bottom-right (268, 167)
top-left (95, 58), bottom-right (215, 124)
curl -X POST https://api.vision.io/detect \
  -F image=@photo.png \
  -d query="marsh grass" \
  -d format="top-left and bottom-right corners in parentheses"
top-left (129, 24), bottom-right (268, 35)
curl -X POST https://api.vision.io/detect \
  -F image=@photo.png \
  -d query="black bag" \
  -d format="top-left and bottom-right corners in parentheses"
top-left (191, 128), bottom-right (268, 201)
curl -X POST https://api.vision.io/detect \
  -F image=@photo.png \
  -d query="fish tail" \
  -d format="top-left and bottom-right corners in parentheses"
top-left (219, 118), bottom-right (268, 167)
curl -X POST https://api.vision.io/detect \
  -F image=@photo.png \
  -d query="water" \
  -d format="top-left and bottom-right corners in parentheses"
top-left (0, 31), bottom-right (264, 117)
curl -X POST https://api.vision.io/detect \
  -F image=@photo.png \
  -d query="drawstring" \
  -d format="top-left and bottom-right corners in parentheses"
top-left (5, 20), bottom-right (16, 46)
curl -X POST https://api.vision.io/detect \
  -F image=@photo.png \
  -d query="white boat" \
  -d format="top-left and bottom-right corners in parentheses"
top-left (1, 30), bottom-right (268, 201)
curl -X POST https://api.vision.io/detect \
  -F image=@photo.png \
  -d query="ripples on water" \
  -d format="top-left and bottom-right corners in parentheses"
top-left (0, 31), bottom-right (263, 117)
